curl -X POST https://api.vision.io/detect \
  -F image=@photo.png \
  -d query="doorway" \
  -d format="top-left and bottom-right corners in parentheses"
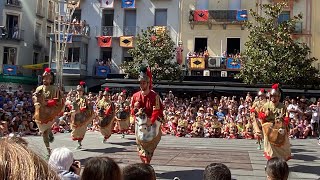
top-left (194, 38), bottom-right (207, 53)
top-left (226, 38), bottom-right (240, 56)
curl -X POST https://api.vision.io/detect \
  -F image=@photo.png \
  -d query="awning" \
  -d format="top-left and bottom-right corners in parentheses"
top-left (22, 62), bottom-right (48, 70)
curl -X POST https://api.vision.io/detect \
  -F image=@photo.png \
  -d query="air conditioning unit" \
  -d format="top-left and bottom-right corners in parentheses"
top-left (208, 56), bottom-right (221, 68)
top-left (203, 70), bottom-right (210, 76)
top-left (221, 71), bottom-right (227, 77)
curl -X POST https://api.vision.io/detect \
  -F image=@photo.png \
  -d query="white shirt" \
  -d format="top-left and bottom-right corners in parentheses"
top-left (287, 104), bottom-right (300, 119)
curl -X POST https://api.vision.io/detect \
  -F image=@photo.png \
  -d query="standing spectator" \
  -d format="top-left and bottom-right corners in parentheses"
top-left (12, 24), bottom-right (19, 39)
top-left (310, 101), bottom-right (320, 137)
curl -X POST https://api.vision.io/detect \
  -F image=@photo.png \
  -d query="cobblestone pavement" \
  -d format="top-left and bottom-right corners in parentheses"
top-left (26, 132), bottom-right (320, 180)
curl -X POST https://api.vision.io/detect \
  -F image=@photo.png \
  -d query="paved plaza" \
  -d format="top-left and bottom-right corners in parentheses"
top-left (26, 132), bottom-right (320, 180)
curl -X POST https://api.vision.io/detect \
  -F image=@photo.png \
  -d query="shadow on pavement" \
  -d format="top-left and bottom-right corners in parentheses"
top-left (109, 141), bottom-right (136, 147)
top-left (290, 165), bottom-right (320, 176)
top-left (291, 148), bottom-right (317, 153)
top-left (81, 147), bottom-right (132, 153)
top-left (292, 154), bottom-right (319, 162)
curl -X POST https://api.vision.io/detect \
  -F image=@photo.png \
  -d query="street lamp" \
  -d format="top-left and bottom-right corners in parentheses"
top-left (52, 0), bottom-right (80, 90)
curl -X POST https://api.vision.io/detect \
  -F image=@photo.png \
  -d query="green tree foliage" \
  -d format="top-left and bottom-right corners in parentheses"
top-left (238, 2), bottom-right (319, 87)
top-left (121, 27), bottom-right (182, 83)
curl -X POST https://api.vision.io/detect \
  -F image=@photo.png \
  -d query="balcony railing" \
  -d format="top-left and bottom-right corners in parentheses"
top-left (5, 0), bottom-right (21, 7)
top-left (0, 64), bottom-right (36, 77)
top-left (97, 26), bottom-right (140, 37)
top-left (0, 27), bottom-right (24, 41)
top-left (50, 62), bottom-right (87, 71)
top-left (69, 23), bottom-right (90, 37)
top-left (190, 10), bottom-right (248, 23)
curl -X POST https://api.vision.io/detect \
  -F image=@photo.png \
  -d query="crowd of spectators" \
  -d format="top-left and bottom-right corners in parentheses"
top-left (1, 87), bottom-right (319, 144)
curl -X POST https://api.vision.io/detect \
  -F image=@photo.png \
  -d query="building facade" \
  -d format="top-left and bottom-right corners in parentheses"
top-left (180, 0), bottom-right (314, 77)
top-left (0, 0), bottom-right (53, 72)
top-left (311, 0), bottom-right (320, 69)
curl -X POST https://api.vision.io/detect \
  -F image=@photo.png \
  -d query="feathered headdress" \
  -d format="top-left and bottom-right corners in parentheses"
top-left (258, 88), bottom-right (266, 96)
top-left (138, 65), bottom-right (153, 89)
top-left (103, 87), bottom-right (110, 95)
top-left (77, 81), bottom-right (86, 92)
top-left (270, 83), bottom-right (281, 97)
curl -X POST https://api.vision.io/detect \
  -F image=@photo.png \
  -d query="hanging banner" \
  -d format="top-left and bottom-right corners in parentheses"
top-left (154, 26), bottom-right (167, 35)
top-left (194, 10), bottom-right (209, 22)
top-left (190, 57), bottom-right (205, 70)
top-left (59, 33), bottom-right (72, 43)
top-left (98, 36), bottom-right (112, 47)
top-left (122, 0), bottom-right (135, 8)
top-left (96, 66), bottom-right (111, 77)
top-left (101, 0), bottom-right (114, 8)
top-left (226, 58), bottom-right (241, 69)
top-left (236, 10), bottom-right (248, 21)
top-left (3, 65), bottom-right (17, 75)
top-left (120, 36), bottom-right (134, 47)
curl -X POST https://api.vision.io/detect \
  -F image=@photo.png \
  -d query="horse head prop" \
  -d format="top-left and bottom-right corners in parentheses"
top-left (135, 108), bottom-right (161, 142)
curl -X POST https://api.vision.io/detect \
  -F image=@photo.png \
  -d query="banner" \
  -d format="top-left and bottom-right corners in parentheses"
top-left (96, 66), bottom-right (111, 77)
top-left (226, 58), bottom-right (241, 69)
top-left (101, 0), bottom-right (114, 8)
top-left (3, 64), bottom-right (17, 75)
top-left (120, 36), bottom-right (134, 47)
top-left (22, 62), bottom-right (48, 70)
top-left (98, 36), bottom-right (112, 47)
top-left (59, 33), bottom-right (72, 43)
top-left (190, 57), bottom-right (205, 70)
top-left (122, 0), bottom-right (135, 8)
top-left (236, 10), bottom-right (248, 21)
top-left (154, 26), bottom-right (167, 35)
top-left (194, 10), bottom-right (209, 22)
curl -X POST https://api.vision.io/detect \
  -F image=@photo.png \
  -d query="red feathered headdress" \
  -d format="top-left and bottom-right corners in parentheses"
top-left (270, 83), bottom-right (281, 97)
top-left (80, 81), bottom-right (85, 86)
top-left (146, 67), bottom-right (153, 89)
top-left (43, 67), bottom-right (52, 77)
top-left (45, 68), bottom-right (51, 73)
top-left (272, 83), bottom-right (279, 90)
top-left (105, 87), bottom-right (109, 91)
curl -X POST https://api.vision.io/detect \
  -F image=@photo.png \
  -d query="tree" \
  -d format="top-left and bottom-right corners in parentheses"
top-left (121, 27), bottom-right (182, 83)
top-left (238, 2), bottom-right (319, 88)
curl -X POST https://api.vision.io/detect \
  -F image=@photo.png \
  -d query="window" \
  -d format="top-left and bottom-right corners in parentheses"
top-left (48, 1), bottom-right (54, 20)
top-left (123, 48), bottom-right (133, 62)
top-left (6, 14), bottom-right (19, 39)
top-left (37, 0), bottom-right (43, 15)
top-left (102, 10), bottom-right (114, 36)
top-left (47, 26), bottom-right (52, 36)
top-left (35, 23), bottom-right (42, 43)
top-left (124, 10), bottom-right (136, 36)
top-left (228, 0), bottom-right (241, 10)
top-left (278, 11), bottom-right (290, 24)
top-left (194, 38), bottom-right (207, 53)
top-left (196, 0), bottom-right (208, 10)
top-left (3, 47), bottom-right (17, 65)
top-left (227, 38), bottom-right (240, 56)
top-left (33, 52), bottom-right (40, 64)
top-left (72, 9), bottom-right (82, 22)
top-left (68, 48), bottom-right (80, 62)
top-left (155, 9), bottom-right (167, 26)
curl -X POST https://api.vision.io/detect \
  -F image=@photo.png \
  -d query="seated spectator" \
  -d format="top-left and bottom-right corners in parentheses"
top-left (82, 157), bottom-right (121, 180)
top-left (123, 163), bottom-right (156, 180)
top-left (265, 157), bottom-right (289, 180)
top-left (0, 138), bottom-right (59, 180)
top-left (203, 163), bottom-right (231, 180)
top-left (48, 147), bottom-right (81, 180)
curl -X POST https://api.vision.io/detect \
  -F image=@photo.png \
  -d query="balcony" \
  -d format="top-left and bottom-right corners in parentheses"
top-left (189, 10), bottom-right (248, 29)
top-left (0, 27), bottom-right (24, 41)
top-left (50, 62), bottom-right (87, 76)
top-left (96, 26), bottom-right (140, 37)
top-left (5, 0), bottom-right (21, 8)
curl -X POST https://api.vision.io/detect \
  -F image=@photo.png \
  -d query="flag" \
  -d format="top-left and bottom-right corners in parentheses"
top-left (194, 10), bottom-right (209, 22)
top-left (101, 0), bottom-right (114, 8)
top-left (122, 0), bottom-right (135, 8)
top-left (190, 57), bottom-right (205, 70)
top-left (120, 36), bottom-right (134, 47)
top-left (226, 58), bottom-right (241, 69)
top-left (236, 10), bottom-right (248, 21)
top-left (59, 33), bottom-right (72, 43)
top-left (154, 26), bottom-right (167, 35)
top-left (3, 65), bottom-right (17, 75)
top-left (98, 36), bottom-right (112, 47)
top-left (96, 66), bottom-right (111, 77)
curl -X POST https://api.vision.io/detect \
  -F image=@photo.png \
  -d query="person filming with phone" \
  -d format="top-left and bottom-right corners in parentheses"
top-left (48, 147), bottom-right (81, 180)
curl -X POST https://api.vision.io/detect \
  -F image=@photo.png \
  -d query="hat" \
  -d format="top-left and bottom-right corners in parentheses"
top-left (138, 65), bottom-right (153, 89)
top-left (103, 87), bottom-right (110, 95)
top-left (76, 81), bottom-right (86, 92)
top-left (258, 88), bottom-right (266, 96)
top-left (270, 83), bottom-right (281, 97)
top-left (43, 68), bottom-right (53, 78)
